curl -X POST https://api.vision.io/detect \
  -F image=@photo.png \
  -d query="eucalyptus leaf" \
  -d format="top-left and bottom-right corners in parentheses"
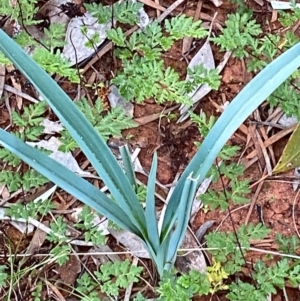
top-left (273, 123), bottom-right (300, 173)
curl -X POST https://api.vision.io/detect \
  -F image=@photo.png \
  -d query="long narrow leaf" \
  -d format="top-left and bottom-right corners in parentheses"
top-left (145, 153), bottom-right (160, 252)
top-left (0, 30), bottom-right (147, 235)
top-left (120, 145), bottom-right (137, 189)
top-left (164, 173), bottom-right (199, 270)
top-left (161, 42), bottom-right (300, 241)
top-left (157, 230), bottom-right (172, 274)
top-left (0, 129), bottom-right (141, 235)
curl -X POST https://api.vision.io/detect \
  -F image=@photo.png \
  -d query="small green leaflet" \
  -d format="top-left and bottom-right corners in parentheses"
top-left (273, 123), bottom-right (300, 173)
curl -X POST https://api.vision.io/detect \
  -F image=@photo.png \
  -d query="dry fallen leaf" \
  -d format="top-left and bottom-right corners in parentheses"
top-left (27, 137), bottom-right (91, 176)
top-left (175, 230), bottom-right (207, 274)
top-left (178, 51), bottom-right (231, 122)
top-left (278, 114), bottom-right (298, 127)
top-left (108, 228), bottom-right (150, 258)
top-left (108, 85), bottom-right (134, 117)
top-left (186, 41), bottom-right (215, 98)
top-left (26, 222), bottom-right (48, 255)
top-left (271, 0), bottom-right (300, 9)
top-left (42, 119), bottom-right (64, 134)
top-left (57, 255), bottom-right (81, 286)
top-left (62, 13), bottom-right (112, 64)
top-left (273, 123), bottom-right (300, 173)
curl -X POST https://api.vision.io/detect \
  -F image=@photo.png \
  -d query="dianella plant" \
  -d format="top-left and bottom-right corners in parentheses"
top-left (0, 29), bottom-right (300, 276)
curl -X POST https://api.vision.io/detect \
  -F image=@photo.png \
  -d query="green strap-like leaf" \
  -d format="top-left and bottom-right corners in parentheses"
top-left (0, 129), bottom-right (141, 235)
top-left (0, 29), bottom-right (147, 236)
top-left (120, 145), bottom-right (137, 189)
top-left (145, 152), bottom-right (160, 252)
top-left (161, 42), bottom-right (300, 242)
top-left (164, 173), bottom-right (198, 270)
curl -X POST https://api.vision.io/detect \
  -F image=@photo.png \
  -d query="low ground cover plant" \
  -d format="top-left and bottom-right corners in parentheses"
top-left (212, 11), bottom-right (300, 119)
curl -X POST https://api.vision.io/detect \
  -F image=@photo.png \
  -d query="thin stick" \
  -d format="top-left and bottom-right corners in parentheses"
top-left (157, 0), bottom-right (186, 22)
top-left (4, 84), bottom-right (39, 103)
top-left (138, 0), bottom-right (166, 11)
top-left (245, 168), bottom-right (267, 225)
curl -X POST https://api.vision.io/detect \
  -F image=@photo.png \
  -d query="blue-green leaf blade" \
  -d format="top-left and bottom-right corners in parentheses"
top-left (164, 173), bottom-right (198, 269)
top-left (0, 29), bottom-right (147, 235)
top-left (145, 152), bottom-right (160, 251)
top-left (120, 145), bottom-right (137, 189)
top-left (161, 42), bottom-right (300, 241)
top-left (0, 129), bottom-right (142, 235)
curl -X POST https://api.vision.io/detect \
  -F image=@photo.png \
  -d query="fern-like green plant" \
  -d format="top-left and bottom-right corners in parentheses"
top-left (76, 259), bottom-right (143, 299)
top-left (211, 12), bottom-right (300, 120)
top-left (0, 0), bottom-right (79, 82)
top-left (59, 97), bottom-right (136, 152)
top-left (205, 223), bottom-right (270, 274)
top-left (85, 3), bottom-right (218, 105)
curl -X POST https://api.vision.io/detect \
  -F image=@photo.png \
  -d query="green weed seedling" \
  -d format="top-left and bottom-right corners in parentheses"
top-left (74, 205), bottom-right (106, 245)
top-left (31, 282), bottom-right (43, 301)
top-left (190, 111), bottom-right (250, 211)
top-left (2, 201), bottom-right (108, 299)
top-left (76, 259), bottom-right (143, 299)
top-left (0, 0), bottom-right (79, 82)
top-left (278, 0), bottom-right (300, 27)
top-left (59, 97), bottom-right (136, 152)
top-left (85, 3), bottom-right (220, 105)
top-left (211, 12), bottom-right (300, 120)
top-left (6, 202), bottom-right (107, 267)
top-left (0, 265), bottom-right (8, 288)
